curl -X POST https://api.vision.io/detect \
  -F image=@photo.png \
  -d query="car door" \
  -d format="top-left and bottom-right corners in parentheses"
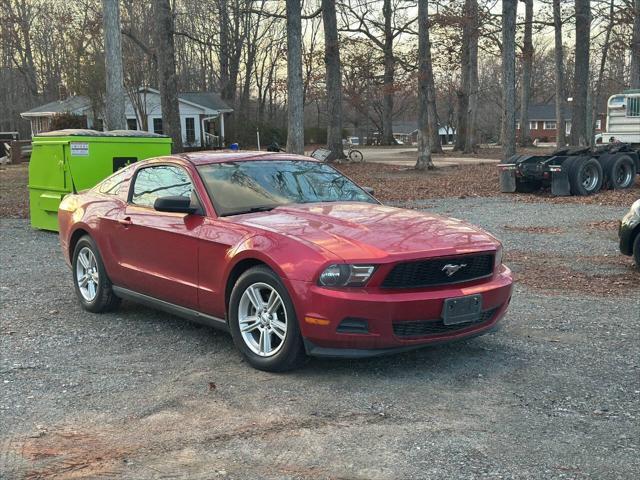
top-left (113, 163), bottom-right (204, 309)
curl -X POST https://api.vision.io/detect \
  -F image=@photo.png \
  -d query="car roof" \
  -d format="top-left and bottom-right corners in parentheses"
top-left (163, 150), bottom-right (319, 166)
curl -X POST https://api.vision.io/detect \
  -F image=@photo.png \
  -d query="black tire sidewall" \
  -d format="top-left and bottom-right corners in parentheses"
top-left (71, 236), bottom-right (117, 312)
top-left (569, 157), bottom-right (603, 195)
top-left (633, 233), bottom-right (640, 270)
top-left (228, 266), bottom-right (304, 372)
top-left (608, 155), bottom-right (636, 189)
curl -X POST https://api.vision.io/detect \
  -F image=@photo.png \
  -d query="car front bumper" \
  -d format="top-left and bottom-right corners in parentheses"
top-left (289, 265), bottom-right (513, 356)
top-left (619, 210), bottom-right (640, 256)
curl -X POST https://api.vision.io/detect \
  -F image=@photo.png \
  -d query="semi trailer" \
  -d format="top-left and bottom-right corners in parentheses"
top-left (499, 90), bottom-right (640, 196)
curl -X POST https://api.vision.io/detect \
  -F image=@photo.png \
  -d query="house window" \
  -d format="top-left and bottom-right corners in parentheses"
top-left (185, 117), bottom-right (195, 143)
top-left (127, 118), bottom-right (138, 130)
top-left (529, 121), bottom-right (538, 130)
top-left (595, 119), bottom-right (602, 130)
top-left (544, 121), bottom-right (557, 130)
top-left (153, 118), bottom-right (163, 134)
top-left (565, 121), bottom-right (572, 135)
top-left (515, 121), bottom-right (520, 130)
top-left (94, 119), bottom-right (104, 131)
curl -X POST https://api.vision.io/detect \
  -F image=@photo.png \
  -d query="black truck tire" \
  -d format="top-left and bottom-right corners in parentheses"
top-left (605, 154), bottom-right (636, 189)
top-left (569, 157), bottom-right (603, 195)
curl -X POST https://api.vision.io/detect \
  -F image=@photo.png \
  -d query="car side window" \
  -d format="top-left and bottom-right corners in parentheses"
top-left (131, 165), bottom-right (195, 208)
top-left (97, 169), bottom-right (128, 195)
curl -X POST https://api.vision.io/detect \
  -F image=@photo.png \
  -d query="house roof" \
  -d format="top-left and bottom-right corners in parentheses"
top-left (21, 96), bottom-right (91, 116)
top-left (179, 92), bottom-right (232, 112)
top-left (523, 104), bottom-right (572, 121)
top-left (21, 89), bottom-right (232, 117)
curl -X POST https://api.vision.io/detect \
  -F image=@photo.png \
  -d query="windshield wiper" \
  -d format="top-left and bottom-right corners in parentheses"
top-left (222, 205), bottom-right (278, 216)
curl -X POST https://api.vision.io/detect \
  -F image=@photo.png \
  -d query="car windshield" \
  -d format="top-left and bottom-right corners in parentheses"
top-left (197, 160), bottom-right (376, 216)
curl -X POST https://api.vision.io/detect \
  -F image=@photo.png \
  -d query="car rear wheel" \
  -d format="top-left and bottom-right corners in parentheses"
top-left (72, 235), bottom-right (121, 313)
top-left (229, 266), bottom-right (305, 372)
top-left (606, 155), bottom-right (636, 189)
top-left (569, 157), bottom-right (603, 195)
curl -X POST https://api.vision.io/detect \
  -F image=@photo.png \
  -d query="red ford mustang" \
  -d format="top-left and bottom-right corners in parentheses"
top-left (58, 152), bottom-right (513, 371)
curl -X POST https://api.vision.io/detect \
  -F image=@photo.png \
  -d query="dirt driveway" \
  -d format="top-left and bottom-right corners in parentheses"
top-left (1, 184), bottom-right (638, 478)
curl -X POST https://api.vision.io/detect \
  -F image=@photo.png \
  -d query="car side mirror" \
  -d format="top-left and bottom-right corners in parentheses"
top-left (154, 196), bottom-right (198, 214)
top-left (363, 186), bottom-right (375, 195)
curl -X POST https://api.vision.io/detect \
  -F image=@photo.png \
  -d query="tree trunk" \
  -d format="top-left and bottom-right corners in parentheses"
top-left (322, 0), bottom-right (344, 159)
top-left (218, 0), bottom-right (231, 101)
top-left (631, 0), bottom-right (640, 89)
top-left (464, 0), bottom-right (479, 154)
top-left (381, 0), bottom-right (395, 146)
top-left (518, 0), bottom-right (533, 147)
top-left (285, 0), bottom-right (304, 154)
top-left (501, 0), bottom-right (518, 160)
top-left (571, 0), bottom-right (590, 146)
top-left (153, 0), bottom-right (183, 152)
top-left (552, 0), bottom-right (566, 147)
top-left (426, 23), bottom-right (442, 154)
top-left (102, 0), bottom-right (126, 131)
top-left (591, 0), bottom-right (615, 147)
top-left (454, 1), bottom-right (472, 151)
top-left (416, 0), bottom-right (434, 170)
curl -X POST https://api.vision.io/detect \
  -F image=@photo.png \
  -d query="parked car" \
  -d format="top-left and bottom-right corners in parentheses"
top-left (58, 152), bottom-right (513, 371)
top-left (619, 199), bottom-right (640, 268)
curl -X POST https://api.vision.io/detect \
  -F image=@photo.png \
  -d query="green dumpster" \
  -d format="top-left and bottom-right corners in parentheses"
top-left (28, 129), bottom-right (171, 231)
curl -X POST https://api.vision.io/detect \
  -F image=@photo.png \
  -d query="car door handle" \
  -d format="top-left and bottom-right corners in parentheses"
top-left (118, 217), bottom-right (132, 226)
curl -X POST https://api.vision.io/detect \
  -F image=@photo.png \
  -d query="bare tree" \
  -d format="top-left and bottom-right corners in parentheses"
top-left (102, 0), bottom-right (126, 130)
top-left (322, 0), bottom-right (344, 159)
top-left (464, 0), bottom-right (479, 154)
top-left (501, 0), bottom-right (518, 159)
top-left (153, 0), bottom-right (183, 152)
top-left (552, 0), bottom-right (566, 147)
top-left (571, 0), bottom-right (591, 146)
top-left (631, 0), bottom-right (640, 88)
top-left (286, 0), bottom-right (304, 154)
top-left (518, 0), bottom-right (533, 147)
top-left (416, 0), bottom-right (434, 170)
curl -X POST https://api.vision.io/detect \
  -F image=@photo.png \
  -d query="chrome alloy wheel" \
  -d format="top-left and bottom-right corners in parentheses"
top-left (76, 246), bottom-right (99, 301)
top-left (581, 163), bottom-right (599, 191)
top-left (238, 282), bottom-right (287, 357)
top-left (614, 162), bottom-right (633, 187)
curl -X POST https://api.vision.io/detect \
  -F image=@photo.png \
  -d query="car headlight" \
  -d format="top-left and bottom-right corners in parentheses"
top-left (631, 199), bottom-right (640, 217)
top-left (494, 245), bottom-right (504, 268)
top-left (318, 264), bottom-right (376, 287)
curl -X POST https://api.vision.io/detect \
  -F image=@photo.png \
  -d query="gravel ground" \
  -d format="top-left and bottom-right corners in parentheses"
top-left (1, 197), bottom-right (639, 479)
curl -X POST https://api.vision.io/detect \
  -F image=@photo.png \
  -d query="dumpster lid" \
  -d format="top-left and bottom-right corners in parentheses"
top-left (35, 129), bottom-right (169, 138)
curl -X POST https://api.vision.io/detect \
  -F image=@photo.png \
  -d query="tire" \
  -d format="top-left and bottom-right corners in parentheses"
top-left (605, 155), bottom-right (636, 189)
top-left (72, 235), bottom-right (121, 313)
top-left (634, 233), bottom-right (640, 270)
top-left (515, 179), bottom-right (542, 193)
top-left (228, 266), bottom-right (306, 372)
top-left (348, 149), bottom-right (363, 162)
top-left (569, 157), bottom-right (603, 195)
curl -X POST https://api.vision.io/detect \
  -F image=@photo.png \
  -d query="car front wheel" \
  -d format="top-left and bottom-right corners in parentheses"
top-left (229, 266), bottom-right (305, 372)
top-left (72, 235), bottom-right (121, 313)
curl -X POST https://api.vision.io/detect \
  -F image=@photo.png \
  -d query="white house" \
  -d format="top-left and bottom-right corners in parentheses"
top-left (20, 87), bottom-right (233, 148)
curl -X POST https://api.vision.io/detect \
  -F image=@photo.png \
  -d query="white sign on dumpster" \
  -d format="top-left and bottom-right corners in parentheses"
top-left (70, 142), bottom-right (89, 156)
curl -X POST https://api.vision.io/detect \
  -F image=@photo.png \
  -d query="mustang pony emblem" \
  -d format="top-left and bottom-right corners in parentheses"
top-left (441, 263), bottom-right (467, 277)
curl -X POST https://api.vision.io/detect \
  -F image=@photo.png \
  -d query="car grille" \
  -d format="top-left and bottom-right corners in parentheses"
top-left (392, 308), bottom-right (498, 338)
top-left (381, 254), bottom-right (494, 288)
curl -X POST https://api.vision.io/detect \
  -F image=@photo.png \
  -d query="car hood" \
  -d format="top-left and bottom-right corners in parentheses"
top-left (230, 202), bottom-right (500, 262)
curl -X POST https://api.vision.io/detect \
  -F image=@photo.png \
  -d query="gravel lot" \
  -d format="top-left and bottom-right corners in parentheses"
top-left (1, 195), bottom-right (639, 479)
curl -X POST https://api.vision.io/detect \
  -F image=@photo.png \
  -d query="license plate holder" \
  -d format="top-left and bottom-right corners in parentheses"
top-left (441, 294), bottom-right (482, 325)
